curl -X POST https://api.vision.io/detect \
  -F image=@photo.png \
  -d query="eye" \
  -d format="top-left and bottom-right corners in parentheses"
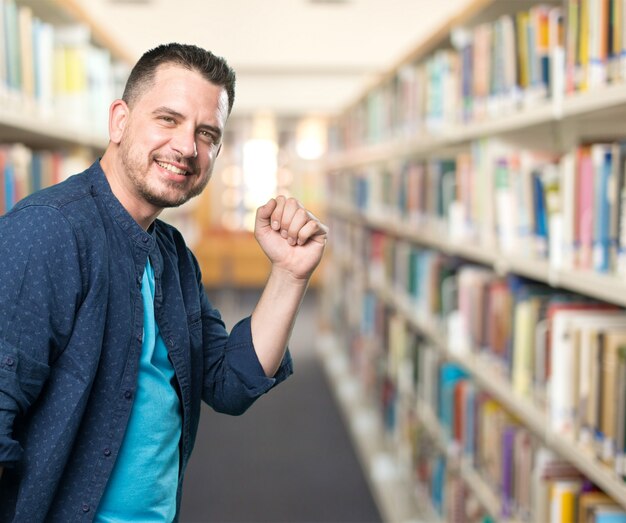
top-left (198, 130), bottom-right (218, 144)
top-left (159, 115), bottom-right (176, 124)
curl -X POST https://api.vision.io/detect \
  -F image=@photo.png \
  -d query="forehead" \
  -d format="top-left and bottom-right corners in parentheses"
top-left (137, 64), bottom-right (229, 120)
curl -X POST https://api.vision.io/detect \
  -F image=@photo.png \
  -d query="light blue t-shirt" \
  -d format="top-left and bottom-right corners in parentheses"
top-left (95, 260), bottom-right (182, 522)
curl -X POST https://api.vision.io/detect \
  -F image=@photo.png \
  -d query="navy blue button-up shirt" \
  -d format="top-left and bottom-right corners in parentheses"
top-left (0, 161), bottom-right (293, 522)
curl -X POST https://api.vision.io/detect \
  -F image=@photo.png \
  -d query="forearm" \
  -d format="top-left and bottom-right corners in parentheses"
top-left (251, 267), bottom-right (309, 377)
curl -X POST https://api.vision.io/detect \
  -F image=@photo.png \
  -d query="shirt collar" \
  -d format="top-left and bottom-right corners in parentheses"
top-left (86, 160), bottom-right (156, 252)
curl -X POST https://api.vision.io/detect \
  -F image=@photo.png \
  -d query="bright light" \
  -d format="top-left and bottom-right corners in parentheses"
top-left (296, 116), bottom-right (328, 160)
top-left (242, 138), bottom-right (278, 209)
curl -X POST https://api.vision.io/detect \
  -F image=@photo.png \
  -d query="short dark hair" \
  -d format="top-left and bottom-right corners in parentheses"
top-left (122, 43), bottom-right (236, 115)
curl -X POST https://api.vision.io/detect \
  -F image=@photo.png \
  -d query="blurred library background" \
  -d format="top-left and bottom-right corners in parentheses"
top-left (5, 0), bottom-right (626, 522)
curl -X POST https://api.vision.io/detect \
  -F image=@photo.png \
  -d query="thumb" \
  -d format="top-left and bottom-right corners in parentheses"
top-left (255, 198), bottom-right (277, 226)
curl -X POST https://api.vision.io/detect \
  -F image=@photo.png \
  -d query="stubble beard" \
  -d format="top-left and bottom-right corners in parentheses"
top-left (119, 140), bottom-right (210, 209)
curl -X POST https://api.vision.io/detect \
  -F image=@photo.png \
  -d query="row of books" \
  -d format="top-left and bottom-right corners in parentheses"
top-left (426, 361), bottom-right (626, 523)
top-left (328, 137), bottom-right (626, 278)
top-left (417, 358), bottom-right (626, 523)
top-left (326, 210), bottom-right (626, 522)
top-left (454, 263), bottom-right (626, 474)
top-left (329, 0), bottom-right (626, 150)
top-left (330, 260), bottom-right (626, 521)
top-left (0, 143), bottom-right (91, 215)
top-left (0, 0), bottom-right (128, 134)
top-left (360, 225), bottom-right (626, 479)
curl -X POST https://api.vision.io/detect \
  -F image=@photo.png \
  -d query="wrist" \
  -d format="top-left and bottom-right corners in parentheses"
top-left (269, 265), bottom-right (310, 288)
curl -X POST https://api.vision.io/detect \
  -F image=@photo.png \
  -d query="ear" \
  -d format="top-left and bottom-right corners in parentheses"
top-left (108, 99), bottom-right (130, 144)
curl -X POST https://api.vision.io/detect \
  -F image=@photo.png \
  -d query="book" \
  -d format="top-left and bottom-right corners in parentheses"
top-left (595, 509), bottom-right (626, 523)
top-left (559, 151), bottom-right (578, 269)
top-left (3, 0), bottom-right (20, 93)
top-left (588, 0), bottom-right (610, 87)
top-left (18, 4), bottom-right (34, 103)
top-left (549, 6), bottom-right (566, 102)
top-left (578, 145), bottom-right (595, 269)
top-left (614, 141), bottom-right (626, 276)
top-left (599, 329), bottom-right (626, 465)
top-left (608, 0), bottom-right (622, 81)
top-left (549, 481), bottom-right (579, 523)
top-left (501, 425), bottom-right (517, 517)
top-left (0, 0), bottom-right (7, 99)
top-left (578, 491), bottom-right (618, 523)
top-left (33, 18), bottom-right (55, 115)
top-left (512, 293), bottom-right (543, 398)
top-left (549, 309), bottom-right (626, 438)
top-left (578, 0), bottom-right (591, 91)
top-left (565, 0), bottom-right (581, 94)
top-left (592, 143), bottom-right (613, 272)
top-left (615, 344), bottom-right (626, 477)
top-left (439, 363), bottom-right (469, 439)
top-left (494, 156), bottom-right (517, 253)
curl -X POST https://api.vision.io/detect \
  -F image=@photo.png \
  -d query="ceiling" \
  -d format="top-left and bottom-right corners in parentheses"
top-left (69, 0), bottom-right (474, 119)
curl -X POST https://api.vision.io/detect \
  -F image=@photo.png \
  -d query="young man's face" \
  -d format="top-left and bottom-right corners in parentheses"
top-left (117, 64), bottom-right (229, 211)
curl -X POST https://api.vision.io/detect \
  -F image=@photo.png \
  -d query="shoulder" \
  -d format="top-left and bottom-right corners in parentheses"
top-left (0, 169), bottom-right (99, 255)
top-left (14, 170), bottom-right (92, 212)
top-left (5, 167), bottom-right (106, 238)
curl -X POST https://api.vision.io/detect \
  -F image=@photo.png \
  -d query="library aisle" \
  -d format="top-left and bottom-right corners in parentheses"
top-left (178, 289), bottom-right (383, 523)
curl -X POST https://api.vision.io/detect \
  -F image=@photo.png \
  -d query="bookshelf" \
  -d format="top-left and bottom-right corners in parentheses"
top-left (0, 0), bottom-right (131, 213)
top-left (321, 0), bottom-right (626, 522)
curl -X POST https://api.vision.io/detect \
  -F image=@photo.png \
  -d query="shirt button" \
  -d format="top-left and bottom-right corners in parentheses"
top-left (142, 236), bottom-right (149, 243)
top-left (5, 357), bottom-right (14, 367)
top-left (137, 333), bottom-right (143, 343)
top-left (124, 390), bottom-right (132, 399)
top-left (82, 504), bottom-right (90, 513)
top-left (104, 448), bottom-right (111, 457)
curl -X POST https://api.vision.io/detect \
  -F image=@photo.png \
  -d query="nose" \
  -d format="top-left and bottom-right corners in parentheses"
top-left (171, 126), bottom-right (197, 159)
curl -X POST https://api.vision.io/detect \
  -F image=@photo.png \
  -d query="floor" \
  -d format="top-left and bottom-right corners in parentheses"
top-left (179, 288), bottom-right (382, 523)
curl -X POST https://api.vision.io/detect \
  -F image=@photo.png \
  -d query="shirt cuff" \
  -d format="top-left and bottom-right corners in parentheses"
top-left (227, 316), bottom-right (294, 395)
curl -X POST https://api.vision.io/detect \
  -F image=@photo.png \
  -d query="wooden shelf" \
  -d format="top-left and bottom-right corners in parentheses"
top-left (326, 84), bottom-right (626, 170)
top-left (316, 334), bottom-right (430, 523)
top-left (0, 98), bottom-right (108, 150)
top-left (323, 0), bottom-right (626, 519)
top-left (1, 0), bottom-right (133, 151)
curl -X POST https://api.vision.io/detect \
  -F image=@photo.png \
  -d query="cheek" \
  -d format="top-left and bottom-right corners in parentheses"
top-left (131, 127), bottom-right (170, 152)
top-left (199, 145), bottom-right (219, 166)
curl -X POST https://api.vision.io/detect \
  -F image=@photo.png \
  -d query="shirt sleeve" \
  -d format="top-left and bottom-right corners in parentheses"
top-left (196, 276), bottom-right (293, 416)
top-left (0, 206), bottom-right (82, 467)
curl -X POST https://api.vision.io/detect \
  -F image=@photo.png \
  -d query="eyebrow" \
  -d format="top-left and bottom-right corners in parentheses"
top-left (152, 106), bottom-right (223, 141)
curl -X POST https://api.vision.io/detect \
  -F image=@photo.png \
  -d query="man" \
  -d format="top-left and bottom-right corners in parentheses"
top-left (0, 43), bottom-right (327, 521)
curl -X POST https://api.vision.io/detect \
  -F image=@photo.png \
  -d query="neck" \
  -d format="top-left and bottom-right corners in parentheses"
top-left (100, 148), bottom-right (161, 231)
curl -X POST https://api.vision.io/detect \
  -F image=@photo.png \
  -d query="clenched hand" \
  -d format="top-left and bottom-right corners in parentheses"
top-left (254, 196), bottom-right (328, 281)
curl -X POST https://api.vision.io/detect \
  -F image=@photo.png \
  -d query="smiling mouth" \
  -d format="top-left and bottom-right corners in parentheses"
top-left (156, 160), bottom-right (192, 176)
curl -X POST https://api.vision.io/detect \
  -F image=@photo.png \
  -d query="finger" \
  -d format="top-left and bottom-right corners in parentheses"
top-left (256, 198), bottom-right (277, 226)
top-left (297, 219), bottom-right (328, 246)
top-left (286, 208), bottom-right (310, 246)
top-left (278, 198), bottom-right (303, 238)
top-left (271, 195), bottom-right (287, 231)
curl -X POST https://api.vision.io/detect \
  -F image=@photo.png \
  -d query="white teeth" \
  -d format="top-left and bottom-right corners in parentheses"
top-left (157, 161), bottom-right (187, 175)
